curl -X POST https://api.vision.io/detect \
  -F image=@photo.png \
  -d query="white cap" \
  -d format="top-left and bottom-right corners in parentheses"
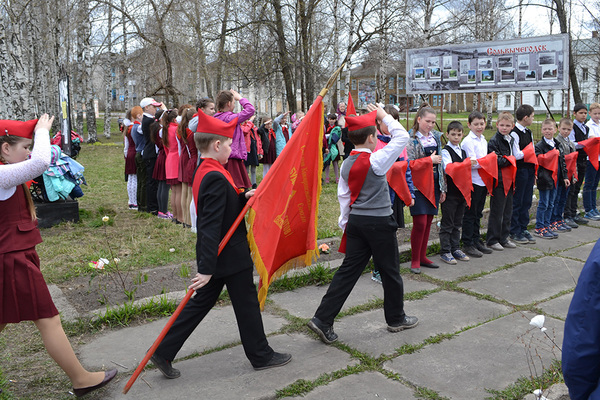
top-left (140, 97), bottom-right (161, 108)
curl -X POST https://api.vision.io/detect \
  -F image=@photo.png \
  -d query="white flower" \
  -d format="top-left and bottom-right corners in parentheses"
top-left (102, 216), bottom-right (109, 222)
top-left (169, 248), bottom-right (175, 252)
top-left (578, 192), bottom-right (583, 199)
top-left (99, 258), bottom-right (109, 265)
top-left (532, 194), bottom-right (537, 200)
top-left (530, 315), bottom-right (545, 329)
top-left (541, 327), bottom-right (547, 332)
top-left (113, 257), bottom-right (120, 263)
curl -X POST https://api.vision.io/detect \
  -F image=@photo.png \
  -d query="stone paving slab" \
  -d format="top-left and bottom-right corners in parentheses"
top-left (269, 274), bottom-right (438, 319)
top-left (281, 371), bottom-right (415, 399)
top-left (458, 256), bottom-right (583, 305)
top-left (384, 312), bottom-right (564, 399)
top-left (48, 284), bottom-right (80, 321)
top-left (104, 334), bottom-right (358, 400)
top-left (419, 246), bottom-right (544, 281)
top-left (559, 241), bottom-right (595, 262)
top-left (538, 292), bottom-right (573, 320)
top-left (78, 305), bottom-right (287, 370)
top-left (528, 225), bottom-right (599, 252)
top-left (333, 291), bottom-right (510, 357)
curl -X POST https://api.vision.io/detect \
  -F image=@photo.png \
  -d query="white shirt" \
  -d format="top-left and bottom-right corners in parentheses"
top-left (461, 131), bottom-right (487, 187)
top-left (441, 142), bottom-right (462, 167)
top-left (338, 115), bottom-right (409, 230)
top-left (543, 137), bottom-right (555, 148)
top-left (569, 120), bottom-right (587, 149)
top-left (0, 129), bottom-right (51, 200)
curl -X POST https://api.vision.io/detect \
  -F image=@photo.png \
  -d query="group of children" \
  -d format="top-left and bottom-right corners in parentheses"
top-left (434, 103), bottom-right (598, 267)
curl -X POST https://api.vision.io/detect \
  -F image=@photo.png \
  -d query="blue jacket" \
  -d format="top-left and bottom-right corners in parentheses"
top-left (563, 238), bottom-right (600, 400)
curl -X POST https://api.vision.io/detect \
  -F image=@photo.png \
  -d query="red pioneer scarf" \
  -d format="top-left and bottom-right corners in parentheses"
top-left (537, 149), bottom-right (559, 187)
top-left (445, 158), bottom-right (473, 207)
top-left (386, 160), bottom-right (412, 207)
top-left (476, 152), bottom-right (498, 194)
top-left (409, 157), bottom-right (435, 207)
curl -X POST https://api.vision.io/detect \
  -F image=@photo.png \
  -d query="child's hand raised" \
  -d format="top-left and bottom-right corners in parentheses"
top-left (230, 89), bottom-right (242, 101)
top-left (35, 114), bottom-right (54, 132)
top-left (366, 104), bottom-right (388, 121)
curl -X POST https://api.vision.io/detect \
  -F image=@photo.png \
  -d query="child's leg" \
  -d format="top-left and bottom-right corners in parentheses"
top-left (34, 316), bottom-right (105, 389)
top-left (462, 186), bottom-right (486, 246)
top-left (593, 168), bottom-right (600, 211)
top-left (583, 160), bottom-right (596, 212)
top-left (180, 183), bottom-right (191, 225)
top-left (127, 174), bottom-right (137, 205)
top-left (419, 214), bottom-right (434, 264)
top-left (545, 189), bottom-right (557, 227)
top-left (250, 165), bottom-right (257, 185)
top-left (439, 200), bottom-right (454, 254)
top-left (157, 181), bottom-right (170, 214)
top-left (411, 214), bottom-right (427, 268)
top-left (333, 160), bottom-right (339, 182)
top-left (226, 268), bottom-right (274, 367)
top-left (263, 163), bottom-right (271, 178)
top-left (451, 201), bottom-right (466, 252)
top-left (171, 183), bottom-right (182, 221)
top-left (323, 165), bottom-right (330, 183)
top-left (487, 183), bottom-right (506, 245)
top-left (501, 188), bottom-right (513, 243)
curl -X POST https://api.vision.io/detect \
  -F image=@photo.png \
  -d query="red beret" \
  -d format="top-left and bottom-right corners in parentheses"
top-left (0, 119), bottom-right (38, 139)
top-left (345, 110), bottom-right (377, 131)
top-left (196, 110), bottom-right (238, 139)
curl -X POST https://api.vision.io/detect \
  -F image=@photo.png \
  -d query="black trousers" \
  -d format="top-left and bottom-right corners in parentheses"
top-left (439, 193), bottom-right (466, 254)
top-left (135, 152), bottom-right (146, 212)
top-left (487, 179), bottom-right (513, 246)
top-left (314, 214), bottom-right (405, 326)
top-left (510, 166), bottom-right (535, 235)
top-left (461, 185), bottom-right (487, 246)
top-left (145, 157), bottom-right (159, 215)
top-left (155, 267), bottom-right (273, 367)
top-left (565, 161), bottom-right (586, 218)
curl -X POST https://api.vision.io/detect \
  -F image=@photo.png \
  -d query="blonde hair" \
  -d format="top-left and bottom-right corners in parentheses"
top-left (589, 102), bottom-right (600, 112)
top-left (541, 118), bottom-right (556, 128)
top-left (497, 112), bottom-right (514, 123)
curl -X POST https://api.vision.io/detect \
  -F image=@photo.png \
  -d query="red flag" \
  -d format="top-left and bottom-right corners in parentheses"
top-left (247, 96), bottom-right (324, 309)
top-left (537, 149), bottom-right (559, 187)
top-left (386, 160), bottom-right (412, 207)
top-left (501, 155), bottom-right (517, 196)
top-left (409, 157), bottom-right (435, 207)
top-left (565, 151), bottom-right (578, 181)
top-left (579, 137), bottom-right (600, 171)
top-left (476, 152), bottom-right (498, 194)
top-left (347, 92), bottom-right (357, 116)
top-left (522, 142), bottom-right (539, 174)
top-left (445, 158), bottom-right (473, 207)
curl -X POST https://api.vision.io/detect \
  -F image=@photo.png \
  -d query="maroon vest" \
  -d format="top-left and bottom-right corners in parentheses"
top-left (0, 185), bottom-right (42, 254)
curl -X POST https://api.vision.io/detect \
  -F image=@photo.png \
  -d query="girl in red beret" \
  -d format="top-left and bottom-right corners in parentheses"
top-left (0, 114), bottom-right (116, 397)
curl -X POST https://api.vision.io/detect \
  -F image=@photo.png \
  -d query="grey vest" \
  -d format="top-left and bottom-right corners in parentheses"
top-left (341, 154), bottom-right (392, 217)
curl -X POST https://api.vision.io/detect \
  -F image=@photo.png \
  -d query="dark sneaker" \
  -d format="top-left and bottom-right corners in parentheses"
top-left (510, 234), bottom-right (529, 244)
top-left (410, 267), bottom-right (421, 274)
top-left (371, 270), bottom-right (382, 284)
top-left (463, 245), bottom-right (483, 258)
top-left (254, 352), bottom-right (292, 370)
top-left (574, 215), bottom-right (589, 224)
top-left (585, 211), bottom-right (600, 221)
top-left (476, 241), bottom-right (493, 254)
top-left (151, 353), bottom-right (181, 379)
top-left (440, 253), bottom-right (457, 265)
top-left (564, 218), bottom-right (579, 228)
top-left (388, 316), bottom-right (419, 332)
top-left (522, 230), bottom-right (536, 244)
top-left (557, 221), bottom-right (572, 231)
top-left (534, 227), bottom-right (554, 240)
top-left (452, 249), bottom-right (470, 261)
top-left (307, 317), bottom-right (338, 344)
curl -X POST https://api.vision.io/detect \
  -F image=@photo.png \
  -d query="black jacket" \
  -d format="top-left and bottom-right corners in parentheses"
top-left (534, 139), bottom-right (558, 191)
top-left (195, 165), bottom-right (252, 278)
top-left (512, 125), bottom-right (534, 170)
top-left (142, 115), bottom-right (156, 160)
top-left (572, 123), bottom-right (589, 164)
top-left (488, 132), bottom-right (514, 185)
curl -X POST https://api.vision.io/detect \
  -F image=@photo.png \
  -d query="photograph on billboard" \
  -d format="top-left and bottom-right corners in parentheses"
top-left (405, 34), bottom-right (569, 94)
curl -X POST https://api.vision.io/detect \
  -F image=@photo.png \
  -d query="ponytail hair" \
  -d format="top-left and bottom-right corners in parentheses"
top-left (177, 108), bottom-right (195, 142)
top-left (411, 102), bottom-right (436, 135)
top-left (160, 109), bottom-right (178, 148)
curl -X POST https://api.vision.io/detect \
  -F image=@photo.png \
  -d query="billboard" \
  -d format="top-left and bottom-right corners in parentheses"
top-left (405, 34), bottom-right (569, 94)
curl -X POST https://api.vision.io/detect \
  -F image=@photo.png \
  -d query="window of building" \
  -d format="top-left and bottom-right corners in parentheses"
top-left (398, 77), bottom-right (405, 90)
top-left (352, 79), bottom-right (357, 90)
top-left (534, 94), bottom-right (541, 106)
top-left (505, 95), bottom-right (511, 107)
top-left (582, 68), bottom-right (589, 81)
top-left (388, 77), bottom-right (395, 90)
top-left (432, 95), bottom-right (441, 107)
top-left (548, 93), bottom-right (554, 107)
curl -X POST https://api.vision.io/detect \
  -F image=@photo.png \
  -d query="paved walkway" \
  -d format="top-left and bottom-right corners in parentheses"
top-left (61, 222), bottom-right (600, 399)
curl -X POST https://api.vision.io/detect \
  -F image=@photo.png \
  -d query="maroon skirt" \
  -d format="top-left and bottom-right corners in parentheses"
top-left (125, 148), bottom-right (137, 175)
top-left (153, 149), bottom-right (167, 181)
top-left (0, 248), bottom-right (59, 323)
top-left (224, 158), bottom-right (251, 189)
top-left (179, 148), bottom-right (191, 184)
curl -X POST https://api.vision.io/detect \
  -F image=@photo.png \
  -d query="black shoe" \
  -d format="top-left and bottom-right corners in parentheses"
top-left (307, 317), bottom-right (338, 344)
top-left (72, 369), bottom-right (118, 397)
top-left (420, 261), bottom-right (439, 268)
top-left (387, 316), bottom-right (419, 332)
top-left (564, 218), bottom-right (579, 228)
top-left (463, 245), bottom-right (483, 258)
top-left (254, 352), bottom-right (292, 370)
top-left (150, 353), bottom-right (181, 379)
top-left (574, 215), bottom-right (589, 224)
top-left (476, 241), bottom-right (493, 254)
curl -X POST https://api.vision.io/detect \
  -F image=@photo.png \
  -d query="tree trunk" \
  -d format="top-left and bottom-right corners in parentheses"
top-left (271, 0), bottom-right (296, 113)
top-left (553, 0), bottom-right (581, 105)
top-left (104, 2), bottom-right (113, 139)
top-left (215, 0), bottom-right (230, 93)
top-left (85, 1), bottom-right (97, 142)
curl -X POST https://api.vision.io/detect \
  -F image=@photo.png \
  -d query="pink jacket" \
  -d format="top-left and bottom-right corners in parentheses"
top-left (214, 98), bottom-right (255, 161)
top-left (164, 123), bottom-right (180, 180)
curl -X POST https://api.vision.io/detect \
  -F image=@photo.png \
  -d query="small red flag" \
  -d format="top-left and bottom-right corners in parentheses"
top-left (347, 92), bottom-right (357, 116)
top-left (501, 155), bottom-right (517, 196)
top-left (445, 158), bottom-right (473, 207)
top-left (409, 157), bottom-right (436, 207)
top-left (579, 137), bottom-right (600, 171)
top-left (476, 152), bottom-right (498, 194)
top-left (386, 160), bottom-right (413, 207)
top-left (565, 151), bottom-right (578, 181)
top-left (522, 142), bottom-right (539, 174)
top-left (537, 149), bottom-right (559, 187)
